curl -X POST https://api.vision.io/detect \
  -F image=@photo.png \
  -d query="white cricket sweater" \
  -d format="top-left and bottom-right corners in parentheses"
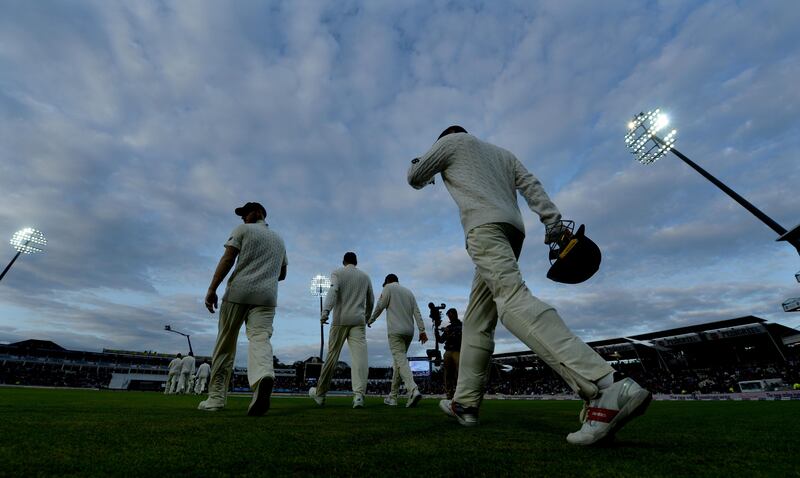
top-left (368, 282), bottom-right (426, 337)
top-left (196, 362), bottom-right (211, 379)
top-left (223, 220), bottom-right (288, 307)
top-left (168, 358), bottom-right (182, 374)
top-left (323, 265), bottom-right (375, 327)
top-left (180, 355), bottom-right (196, 374)
top-left (407, 133), bottom-right (562, 240)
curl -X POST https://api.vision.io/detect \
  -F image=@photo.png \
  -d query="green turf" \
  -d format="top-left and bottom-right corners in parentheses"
top-left (0, 388), bottom-right (798, 477)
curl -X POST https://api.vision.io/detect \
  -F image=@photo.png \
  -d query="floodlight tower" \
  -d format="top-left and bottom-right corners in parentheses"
top-left (625, 108), bottom-right (800, 311)
top-left (164, 325), bottom-right (194, 354)
top-left (0, 228), bottom-right (47, 283)
top-left (309, 274), bottom-right (331, 360)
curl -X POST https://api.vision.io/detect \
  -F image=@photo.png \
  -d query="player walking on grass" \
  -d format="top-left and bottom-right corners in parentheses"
top-left (178, 352), bottom-right (195, 394)
top-left (309, 252), bottom-right (374, 409)
top-left (165, 353), bottom-right (182, 394)
top-left (407, 126), bottom-right (651, 445)
top-left (368, 274), bottom-right (428, 408)
top-left (200, 202), bottom-right (288, 416)
top-left (194, 360), bottom-right (211, 394)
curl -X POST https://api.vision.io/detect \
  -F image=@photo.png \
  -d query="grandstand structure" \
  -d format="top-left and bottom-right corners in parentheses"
top-left (2, 316), bottom-right (798, 396)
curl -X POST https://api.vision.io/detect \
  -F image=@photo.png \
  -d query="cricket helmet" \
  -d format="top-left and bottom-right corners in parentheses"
top-left (546, 221), bottom-right (601, 284)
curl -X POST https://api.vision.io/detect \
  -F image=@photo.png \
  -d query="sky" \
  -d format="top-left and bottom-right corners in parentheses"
top-left (1, 0), bottom-right (799, 367)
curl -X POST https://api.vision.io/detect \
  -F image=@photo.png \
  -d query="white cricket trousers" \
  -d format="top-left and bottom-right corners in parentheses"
top-left (207, 301), bottom-right (276, 404)
top-left (165, 372), bottom-right (179, 394)
top-left (388, 333), bottom-right (418, 400)
top-left (316, 324), bottom-right (367, 397)
top-left (178, 372), bottom-right (191, 393)
top-left (194, 377), bottom-right (208, 394)
top-left (454, 223), bottom-right (614, 408)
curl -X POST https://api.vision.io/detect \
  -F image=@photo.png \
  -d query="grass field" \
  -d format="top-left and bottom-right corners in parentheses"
top-left (1, 388), bottom-right (798, 477)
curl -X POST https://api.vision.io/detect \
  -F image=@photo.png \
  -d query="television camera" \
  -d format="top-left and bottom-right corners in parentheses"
top-left (426, 302), bottom-right (446, 365)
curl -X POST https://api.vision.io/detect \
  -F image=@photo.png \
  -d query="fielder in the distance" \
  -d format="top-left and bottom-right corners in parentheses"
top-left (194, 360), bottom-right (211, 394)
top-left (165, 353), bottom-right (182, 394)
top-left (408, 126), bottom-right (651, 445)
top-left (200, 202), bottom-right (288, 416)
top-left (178, 352), bottom-right (196, 394)
top-left (368, 274), bottom-right (428, 408)
top-left (309, 252), bottom-right (374, 409)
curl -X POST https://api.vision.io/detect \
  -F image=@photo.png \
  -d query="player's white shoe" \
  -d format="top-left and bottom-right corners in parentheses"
top-left (566, 378), bottom-right (651, 445)
top-left (439, 399), bottom-right (479, 427)
top-left (308, 387), bottom-right (325, 407)
top-left (406, 389), bottom-right (423, 408)
top-left (352, 395), bottom-right (365, 409)
top-left (383, 397), bottom-right (398, 406)
top-left (197, 399), bottom-right (224, 412)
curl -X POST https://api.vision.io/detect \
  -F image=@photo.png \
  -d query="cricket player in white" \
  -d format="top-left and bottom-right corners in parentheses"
top-left (178, 352), bottom-right (196, 394)
top-left (165, 353), bottom-right (182, 394)
top-left (199, 202), bottom-right (288, 416)
top-left (408, 126), bottom-right (651, 445)
top-left (194, 360), bottom-right (211, 394)
top-left (309, 252), bottom-right (374, 409)
top-left (368, 274), bottom-right (428, 408)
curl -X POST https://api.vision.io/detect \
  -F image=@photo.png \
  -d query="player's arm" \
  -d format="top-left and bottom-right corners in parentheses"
top-left (513, 158), bottom-right (564, 243)
top-left (413, 302), bottom-right (428, 344)
top-left (407, 136), bottom-right (455, 189)
top-left (322, 272), bottom-right (339, 324)
top-left (368, 289), bottom-right (389, 327)
top-left (364, 282), bottom-right (375, 325)
top-left (205, 246), bottom-right (239, 313)
top-left (279, 252), bottom-right (288, 281)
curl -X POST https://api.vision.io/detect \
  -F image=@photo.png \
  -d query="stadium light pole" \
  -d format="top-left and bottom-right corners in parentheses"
top-left (625, 109), bottom-right (800, 255)
top-left (164, 325), bottom-right (193, 355)
top-left (309, 274), bottom-right (331, 361)
top-left (626, 109), bottom-right (800, 312)
top-left (0, 228), bottom-right (47, 283)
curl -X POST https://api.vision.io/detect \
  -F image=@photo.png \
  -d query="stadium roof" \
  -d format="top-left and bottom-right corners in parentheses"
top-left (8, 339), bottom-right (65, 351)
top-left (493, 315), bottom-right (799, 359)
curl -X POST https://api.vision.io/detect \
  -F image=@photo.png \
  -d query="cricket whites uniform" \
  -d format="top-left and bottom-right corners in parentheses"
top-left (178, 354), bottom-right (196, 394)
top-left (194, 362), bottom-right (211, 394)
top-left (165, 357), bottom-right (182, 394)
top-left (316, 264), bottom-right (374, 399)
top-left (368, 282), bottom-right (426, 401)
top-left (408, 132), bottom-right (614, 408)
top-left (205, 219), bottom-right (287, 408)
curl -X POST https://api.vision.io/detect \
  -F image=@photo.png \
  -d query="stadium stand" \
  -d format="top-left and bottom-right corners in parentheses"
top-left (2, 316), bottom-right (798, 397)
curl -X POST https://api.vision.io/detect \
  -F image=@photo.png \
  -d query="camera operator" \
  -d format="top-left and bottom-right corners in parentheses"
top-left (434, 308), bottom-right (462, 400)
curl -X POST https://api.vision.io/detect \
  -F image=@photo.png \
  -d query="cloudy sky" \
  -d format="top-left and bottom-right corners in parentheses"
top-left (1, 0), bottom-right (799, 367)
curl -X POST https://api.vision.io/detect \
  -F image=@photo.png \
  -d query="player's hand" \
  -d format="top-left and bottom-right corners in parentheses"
top-left (419, 332), bottom-right (428, 344)
top-left (320, 313), bottom-right (329, 325)
top-left (205, 290), bottom-right (218, 313)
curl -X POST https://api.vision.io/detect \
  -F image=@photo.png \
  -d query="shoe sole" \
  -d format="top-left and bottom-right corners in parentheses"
top-left (439, 400), bottom-right (478, 427)
top-left (597, 389), bottom-right (652, 445)
top-left (406, 393), bottom-right (422, 408)
top-left (247, 377), bottom-right (274, 416)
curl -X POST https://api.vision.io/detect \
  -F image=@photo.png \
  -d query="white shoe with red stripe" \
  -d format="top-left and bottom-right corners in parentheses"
top-left (566, 378), bottom-right (651, 445)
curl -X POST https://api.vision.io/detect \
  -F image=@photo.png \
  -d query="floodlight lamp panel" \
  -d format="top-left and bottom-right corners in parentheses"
top-left (309, 274), bottom-right (331, 297)
top-left (624, 108), bottom-right (677, 165)
top-left (10, 228), bottom-right (47, 254)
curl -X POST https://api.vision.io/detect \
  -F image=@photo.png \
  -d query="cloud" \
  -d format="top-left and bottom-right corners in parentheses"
top-left (1, 1), bottom-right (799, 367)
